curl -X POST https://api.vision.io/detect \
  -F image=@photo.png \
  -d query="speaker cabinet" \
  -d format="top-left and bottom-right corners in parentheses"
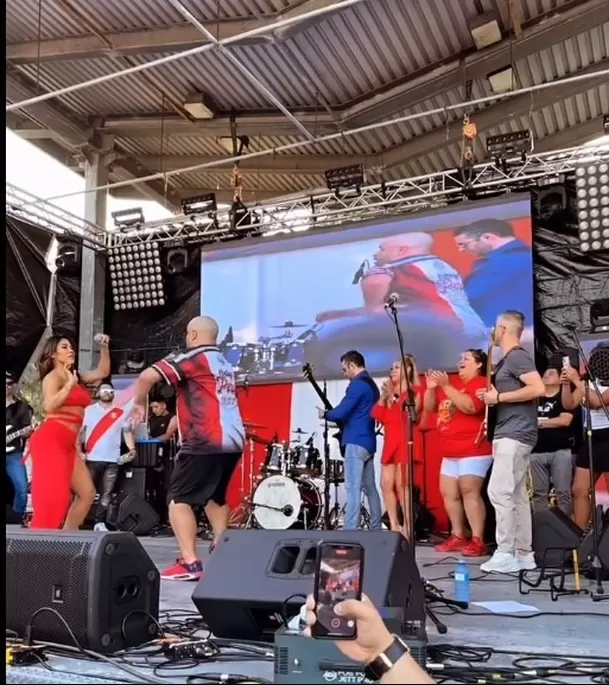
top-left (192, 530), bottom-right (426, 643)
top-left (6, 529), bottom-right (160, 652)
top-left (532, 508), bottom-right (583, 568)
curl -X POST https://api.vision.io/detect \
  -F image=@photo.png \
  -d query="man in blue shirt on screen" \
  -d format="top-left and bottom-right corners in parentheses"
top-left (455, 219), bottom-right (533, 328)
top-left (317, 350), bottom-right (382, 531)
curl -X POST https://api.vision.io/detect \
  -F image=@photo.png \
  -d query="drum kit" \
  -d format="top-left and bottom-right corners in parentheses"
top-left (232, 421), bottom-right (344, 532)
top-left (221, 321), bottom-right (316, 378)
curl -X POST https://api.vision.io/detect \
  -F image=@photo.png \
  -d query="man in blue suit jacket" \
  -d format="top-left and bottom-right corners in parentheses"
top-left (318, 350), bottom-right (382, 530)
top-left (455, 219), bottom-right (534, 328)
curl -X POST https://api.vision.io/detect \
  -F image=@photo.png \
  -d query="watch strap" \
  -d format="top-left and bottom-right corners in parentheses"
top-left (363, 635), bottom-right (409, 681)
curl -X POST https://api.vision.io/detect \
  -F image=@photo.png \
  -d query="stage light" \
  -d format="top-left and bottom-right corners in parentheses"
top-left (325, 164), bottom-right (365, 194)
top-left (590, 299), bottom-right (609, 332)
top-left (181, 193), bottom-right (217, 216)
top-left (166, 248), bottom-right (189, 275)
top-left (486, 131), bottom-right (533, 159)
top-left (55, 240), bottom-right (80, 271)
top-left (575, 162), bottom-right (609, 252)
top-left (111, 207), bottom-right (144, 230)
top-left (108, 242), bottom-right (166, 311)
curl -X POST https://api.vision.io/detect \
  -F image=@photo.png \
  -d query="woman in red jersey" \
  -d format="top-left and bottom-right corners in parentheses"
top-left (371, 356), bottom-right (421, 537)
top-left (28, 335), bottom-right (111, 529)
top-left (424, 349), bottom-right (491, 557)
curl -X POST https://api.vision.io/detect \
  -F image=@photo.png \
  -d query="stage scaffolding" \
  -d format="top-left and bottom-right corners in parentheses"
top-left (6, 144), bottom-right (609, 250)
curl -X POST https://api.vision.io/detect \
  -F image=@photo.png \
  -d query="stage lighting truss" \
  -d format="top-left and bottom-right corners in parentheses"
top-left (108, 242), bottom-right (166, 311)
top-left (104, 145), bottom-right (609, 247)
top-left (575, 161), bottom-right (609, 252)
top-left (6, 183), bottom-right (105, 252)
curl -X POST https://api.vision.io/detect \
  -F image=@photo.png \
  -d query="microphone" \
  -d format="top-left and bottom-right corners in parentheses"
top-left (283, 505), bottom-right (294, 517)
top-left (384, 292), bottom-right (399, 309)
top-left (352, 259), bottom-right (369, 285)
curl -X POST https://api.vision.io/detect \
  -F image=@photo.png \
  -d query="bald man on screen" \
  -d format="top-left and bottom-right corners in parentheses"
top-left (316, 232), bottom-right (484, 335)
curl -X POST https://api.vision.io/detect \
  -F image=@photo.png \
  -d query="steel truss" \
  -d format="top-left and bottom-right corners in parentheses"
top-left (6, 145), bottom-right (609, 250)
top-left (6, 183), bottom-right (106, 252)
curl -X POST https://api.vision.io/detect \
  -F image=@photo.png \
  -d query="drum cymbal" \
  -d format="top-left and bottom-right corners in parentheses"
top-left (270, 321), bottom-right (308, 328)
top-left (246, 432), bottom-right (270, 446)
top-left (243, 420), bottom-right (268, 429)
top-left (292, 428), bottom-right (308, 435)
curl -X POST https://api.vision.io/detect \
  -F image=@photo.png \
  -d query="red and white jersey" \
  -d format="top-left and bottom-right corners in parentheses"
top-left (153, 345), bottom-right (245, 455)
top-left (387, 255), bottom-right (484, 329)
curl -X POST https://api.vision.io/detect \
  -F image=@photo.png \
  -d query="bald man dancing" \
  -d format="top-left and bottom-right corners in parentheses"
top-left (131, 316), bottom-right (245, 581)
top-left (314, 232), bottom-right (486, 372)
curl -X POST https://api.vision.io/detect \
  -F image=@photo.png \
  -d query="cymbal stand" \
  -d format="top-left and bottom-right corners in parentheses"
top-left (322, 380), bottom-right (331, 530)
top-left (230, 437), bottom-right (257, 529)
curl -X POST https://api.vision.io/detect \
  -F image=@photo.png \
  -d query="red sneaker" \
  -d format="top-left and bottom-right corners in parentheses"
top-left (461, 537), bottom-right (487, 558)
top-left (161, 558), bottom-right (203, 581)
top-left (434, 536), bottom-right (469, 553)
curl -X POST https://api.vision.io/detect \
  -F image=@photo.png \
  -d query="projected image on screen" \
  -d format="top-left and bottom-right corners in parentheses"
top-left (201, 197), bottom-right (534, 382)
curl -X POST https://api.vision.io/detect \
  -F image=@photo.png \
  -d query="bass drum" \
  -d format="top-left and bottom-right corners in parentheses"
top-left (252, 475), bottom-right (322, 530)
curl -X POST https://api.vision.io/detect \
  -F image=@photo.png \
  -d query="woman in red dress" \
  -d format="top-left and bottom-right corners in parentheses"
top-left (371, 356), bottom-right (421, 536)
top-left (424, 349), bottom-right (491, 557)
top-left (28, 334), bottom-right (111, 529)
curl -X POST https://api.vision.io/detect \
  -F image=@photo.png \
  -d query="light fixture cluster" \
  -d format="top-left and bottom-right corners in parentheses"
top-left (108, 242), bottom-right (165, 310)
top-left (575, 162), bottom-right (609, 252)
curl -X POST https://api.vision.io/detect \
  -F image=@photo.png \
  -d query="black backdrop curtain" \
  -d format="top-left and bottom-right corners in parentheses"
top-left (532, 182), bottom-right (609, 362)
top-left (5, 218), bottom-right (51, 376)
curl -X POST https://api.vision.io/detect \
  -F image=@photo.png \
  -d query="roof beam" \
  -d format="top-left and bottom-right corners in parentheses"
top-left (5, 0), bottom-right (350, 64)
top-left (533, 117), bottom-right (608, 152)
top-left (97, 0), bottom-right (609, 139)
top-left (6, 72), bottom-right (181, 210)
top-left (111, 185), bottom-right (280, 206)
top-left (129, 153), bottom-right (364, 175)
top-left (380, 58), bottom-right (609, 170)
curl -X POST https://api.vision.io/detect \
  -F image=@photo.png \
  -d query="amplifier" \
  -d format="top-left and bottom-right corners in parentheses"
top-left (273, 625), bottom-right (427, 685)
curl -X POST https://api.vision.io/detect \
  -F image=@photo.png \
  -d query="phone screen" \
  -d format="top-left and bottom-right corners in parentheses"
top-left (312, 542), bottom-right (363, 640)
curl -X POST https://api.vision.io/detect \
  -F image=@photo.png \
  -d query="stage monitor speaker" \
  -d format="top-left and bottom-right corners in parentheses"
top-left (6, 529), bottom-right (160, 653)
top-left (192, 530), bottom-right (426, 643)
top-left (107, 493), bottom-right (159, 536)
top-left (578, 507), bottom-right (609, 574)
top-left (532, 508), bottom-right (583, 568)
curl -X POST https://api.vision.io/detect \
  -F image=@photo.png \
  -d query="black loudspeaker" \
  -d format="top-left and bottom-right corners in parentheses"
top-left (107, 493), bottom-right (159, 536)
top-left (6, 529), bottom-right (160, 652)
top-left (532, 508), bottom-right (583, 568)
top-left (192, 530), bottom-right (426, 643)
top-left (578, 508), bottom-right (609, 576)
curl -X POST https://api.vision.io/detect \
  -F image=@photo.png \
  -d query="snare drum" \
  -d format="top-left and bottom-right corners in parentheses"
top-left (271, 340), bottom-right (307, 373)
top-left (252, 475), bottom-right (322, 530)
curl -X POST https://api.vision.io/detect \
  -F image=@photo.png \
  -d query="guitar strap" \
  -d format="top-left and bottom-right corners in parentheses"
top-left (85, 407), bottom-right (125, 454)
top-left (492, 346), bottom-right (524, 383)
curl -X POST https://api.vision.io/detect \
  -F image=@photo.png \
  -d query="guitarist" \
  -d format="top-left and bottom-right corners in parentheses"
top-left (316, 350), bottom-right (382, 531)
top-left (5, 372), bottom-right (34, 521)
top-left (477, 310), bottom-right (545, 575)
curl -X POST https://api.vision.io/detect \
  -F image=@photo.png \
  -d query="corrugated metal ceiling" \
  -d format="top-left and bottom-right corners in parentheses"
top-left (5, 0), bottom-right (608, 203)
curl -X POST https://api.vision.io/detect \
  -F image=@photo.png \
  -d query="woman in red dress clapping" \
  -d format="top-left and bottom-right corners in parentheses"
top-left (371, 356), bottom-right (421, 537)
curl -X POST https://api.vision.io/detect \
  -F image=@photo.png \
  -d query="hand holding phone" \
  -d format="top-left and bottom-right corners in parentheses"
top-left (562, 356), bottom-right (571, 370)
top-left (312, 542), bottom-right (364, 640)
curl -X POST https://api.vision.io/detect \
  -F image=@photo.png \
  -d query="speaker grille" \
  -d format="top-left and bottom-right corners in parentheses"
top-left (6, 538), bottom-right (92, 642)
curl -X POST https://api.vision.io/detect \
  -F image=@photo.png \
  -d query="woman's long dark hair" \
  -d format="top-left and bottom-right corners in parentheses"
top-left (466, 348), bottom-right (488, 376)
top-left (38, 335), bottom-right (73, 381)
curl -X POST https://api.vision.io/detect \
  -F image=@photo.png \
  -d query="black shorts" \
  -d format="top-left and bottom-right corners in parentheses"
top-left (575, 428), bottom-right (609, 473)
top-left (167, 451), bottom-right (241, 507)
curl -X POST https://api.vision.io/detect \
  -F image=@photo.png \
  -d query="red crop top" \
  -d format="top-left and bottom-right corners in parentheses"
top-left (62, 384), bottom-right (92, 408)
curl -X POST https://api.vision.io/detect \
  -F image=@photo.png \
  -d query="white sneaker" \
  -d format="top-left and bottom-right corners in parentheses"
top-left (517, 552), bottom-right (537, 570)
top-left (480, 551), bottom-right (520, 574)
top-left (94, 522), bottom-right (109, 532)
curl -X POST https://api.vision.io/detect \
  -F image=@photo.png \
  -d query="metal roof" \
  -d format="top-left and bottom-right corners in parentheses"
top-left (6, 0), bottom-right (609, 209)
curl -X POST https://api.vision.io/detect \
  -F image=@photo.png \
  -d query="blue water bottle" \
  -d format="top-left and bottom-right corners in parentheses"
top-left (454, 560), bottom-right (471, 604)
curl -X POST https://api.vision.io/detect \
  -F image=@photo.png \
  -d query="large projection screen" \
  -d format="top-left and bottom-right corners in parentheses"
top-left (201, 195), bottom-right (534, 382)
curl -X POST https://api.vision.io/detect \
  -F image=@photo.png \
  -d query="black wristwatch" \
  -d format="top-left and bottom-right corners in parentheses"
top-left (364, 635), bottom-right (410, 681)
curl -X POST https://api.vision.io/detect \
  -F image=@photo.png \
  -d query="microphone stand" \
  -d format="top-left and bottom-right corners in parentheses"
top-left (570, 332), bottom-right (609, 602)
top-left (386, 302), bottom-right (461, 633)
top-left (322, 380), bottom-right (331, 530)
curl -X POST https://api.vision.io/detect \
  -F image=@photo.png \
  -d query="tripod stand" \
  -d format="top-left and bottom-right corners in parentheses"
top-left (571, 333), bottom-right (609, 602)
top-left (386, 299), bottom-right (466, 631)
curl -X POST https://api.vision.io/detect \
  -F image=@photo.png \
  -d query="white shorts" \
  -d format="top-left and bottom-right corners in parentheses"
top-left (440, 456), bottom-right (493, 479)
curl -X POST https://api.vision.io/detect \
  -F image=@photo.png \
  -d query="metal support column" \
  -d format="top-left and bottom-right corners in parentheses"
top-left (78, 148), bottom-right (108, 370)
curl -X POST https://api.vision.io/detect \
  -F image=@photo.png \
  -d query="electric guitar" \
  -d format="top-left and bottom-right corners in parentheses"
top-left (302, 363), bottom-right (344, 455)
top-left (6, 423), bottom-right (36, 453)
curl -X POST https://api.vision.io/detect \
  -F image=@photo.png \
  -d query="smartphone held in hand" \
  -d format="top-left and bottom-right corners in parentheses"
top-left (312, 542), bottom-right (364, 641)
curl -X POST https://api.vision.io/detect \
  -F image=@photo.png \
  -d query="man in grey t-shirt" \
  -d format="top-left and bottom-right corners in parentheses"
top-left (477, 310), bottom-right (545, 575)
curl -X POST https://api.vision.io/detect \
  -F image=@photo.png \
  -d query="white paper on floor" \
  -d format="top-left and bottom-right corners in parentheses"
top-left (472, 600), bottom-right (539, 613)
